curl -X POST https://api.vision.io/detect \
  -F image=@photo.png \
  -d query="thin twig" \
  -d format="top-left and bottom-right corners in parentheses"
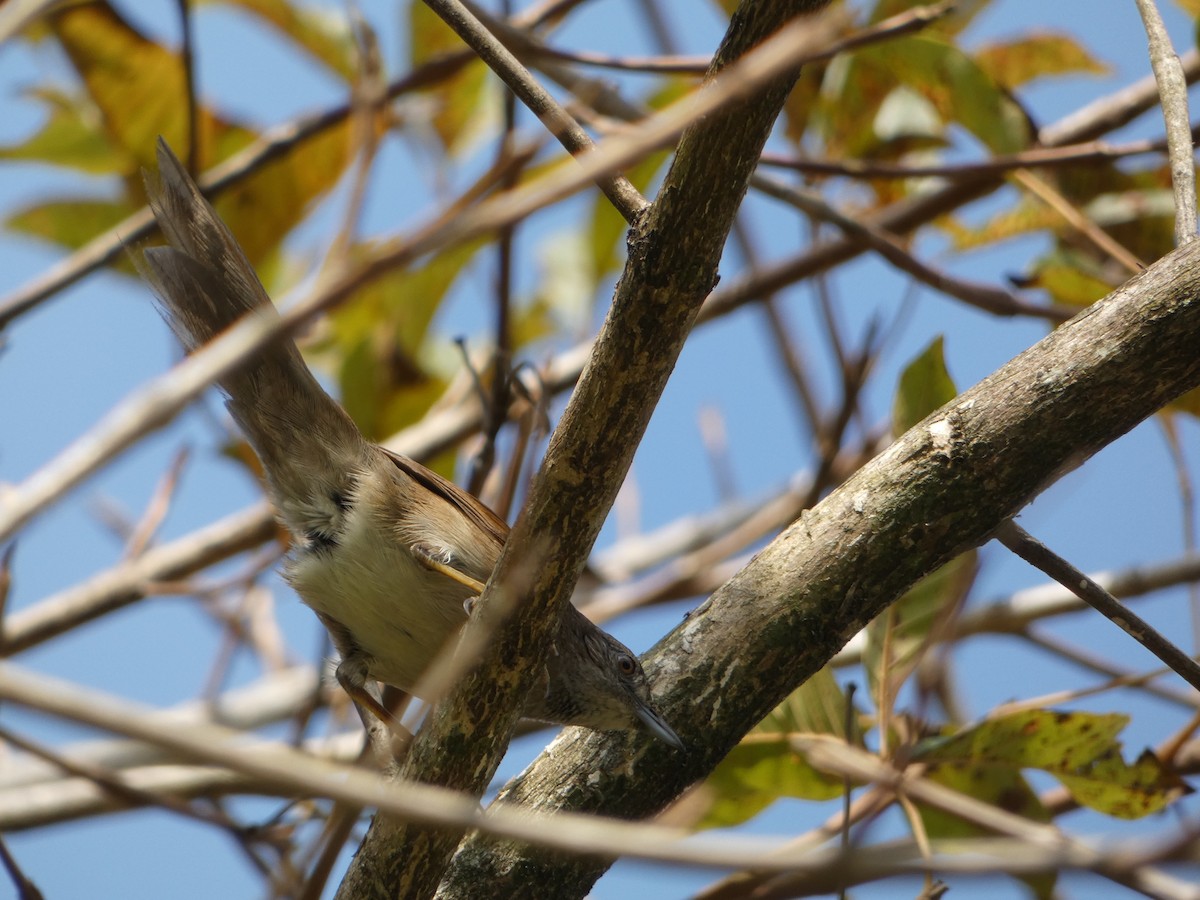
top-left (996, 520), bottom-right (1200, 694)
top-left (299, 803), bottom-right (362, 900)
top-left (755, 175), bottom-right (1078, 321)
top-left (1012, 169), bottom-right (1145, 274)
top-left (3, 655), bottom-right (1197, 891)
top-left (123, 447), bottom-right (190, 560)
top-left (0, 725), bottom-right (241, 834)
top-left (0, 8), bottom-right (847, 545)
top-left (0, 834), bottom-right (42, 900)
top-left (175, 0), bottom-right (200, 175)
top-left (994, 643), bottom-right (1191, 715)
top-left (703, 49), bottom-right (1200, 325)
top-left (520, 0), bottom-right (954, 80)
top-left (759, 131), bottom-right (1195, 180)
top-left (731, 218), bottom-right (823, 434)
top-left (427, 0), bottom-right (647, 220)
top-left (1135, 0), bottom-right (1198, 242)
top-left (0, 502), bottom-right (276, 655)
top-left (1158, 415), bottom-right (1200, 650)
top-left (322, 9), bottom-right (387, 274)
top-left (467, 30), bottom-right (522, 498)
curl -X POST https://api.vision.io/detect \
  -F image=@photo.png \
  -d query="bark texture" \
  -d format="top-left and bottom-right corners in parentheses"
top-left (436, 238), bottom-right (1200, 897)
top-left (335, 2), bottom-right (835, 898)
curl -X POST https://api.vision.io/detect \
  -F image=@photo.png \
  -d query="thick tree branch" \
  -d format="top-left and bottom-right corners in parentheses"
top-left (335, 2), bottom-right (837, 898)
top-left (437, 229), bottom-right (1200, 898)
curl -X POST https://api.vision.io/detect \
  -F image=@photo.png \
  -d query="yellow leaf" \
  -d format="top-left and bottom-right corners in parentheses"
top-left (409, 4), bottom-right (492, 152)
top-left (975, 32), bottom-right (1109, 89)
top-left (49, 2), bottom-right (220, 169)
top-left (210, 121), bottom-right (353, 268)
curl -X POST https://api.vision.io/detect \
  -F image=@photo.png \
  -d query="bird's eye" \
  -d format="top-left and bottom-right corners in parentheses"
top-left (617, 654), bottom-right (637, 676)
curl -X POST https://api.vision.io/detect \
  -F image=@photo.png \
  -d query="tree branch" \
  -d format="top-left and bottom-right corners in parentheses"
top-left (438, 227), bottom-right (1200, 898)
top-left (335, 2), bottom-right (839, 898)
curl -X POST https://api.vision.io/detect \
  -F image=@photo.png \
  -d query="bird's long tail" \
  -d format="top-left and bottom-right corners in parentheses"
top-left (140, 138), bottom-right (364, 534)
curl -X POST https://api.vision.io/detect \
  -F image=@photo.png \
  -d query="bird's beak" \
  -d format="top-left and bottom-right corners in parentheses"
top-left (634, 700), bottom-right (684, 750)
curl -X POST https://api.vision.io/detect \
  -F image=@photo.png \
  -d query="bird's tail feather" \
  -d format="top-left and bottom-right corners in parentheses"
top-left (140, 138), bottom-right (363, 524)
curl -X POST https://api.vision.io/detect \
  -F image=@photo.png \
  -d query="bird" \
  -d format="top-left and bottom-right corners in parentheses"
top-left (138, 138), bottom-right (682, 750)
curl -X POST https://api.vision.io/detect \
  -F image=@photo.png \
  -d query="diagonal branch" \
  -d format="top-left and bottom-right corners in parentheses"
top-left (334, 2), bottom-right (840, 898)
top-left (995, 520), bottom-right (1200, 691)
top-left (438, 223), bottom-right (1200, 898)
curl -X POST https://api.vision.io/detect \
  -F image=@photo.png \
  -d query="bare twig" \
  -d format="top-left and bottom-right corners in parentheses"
top-left (426, 0), bottom-right (647, 220)
top-left (1135, 0), bottom-right (1198, 242)
top-left (174, 0), bottom-right (199, 175)
top-left (122, 447), bottom-right (190, 560)
top-left (1012, 169), bottom-right (1145, 274)
top-left (522, 0), bottom-right (953, 76)
top-left (0, 833), bottom-right (42, 900)
top-left (2, 656), bottom-right (1198, 892)
top-left (0, 725), bottom-right (241, 834)
top-left (702, 49), bottom-right (1200, 324)
top-left (0, 503), bottom-right (276, 655)
top-left (759, 131), bottom-right (1195, 180)
top-left (996, 520), bottom-right (1200, 693)
top-left (1158, 416), bottom-right (1200, 650)
top-left (0, 4), bottom-right (852, 545)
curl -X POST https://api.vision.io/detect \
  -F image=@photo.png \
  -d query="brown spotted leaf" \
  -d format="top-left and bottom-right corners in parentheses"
top-left (917, 709), bottom-right (1190, 819)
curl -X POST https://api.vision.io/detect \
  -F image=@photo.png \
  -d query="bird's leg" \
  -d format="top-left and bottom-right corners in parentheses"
top-left (334, 654), bottom-right (414, 750)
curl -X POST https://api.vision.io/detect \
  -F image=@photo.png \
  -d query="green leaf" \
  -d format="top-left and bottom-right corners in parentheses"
top-left (770, 666), bottom-right (860, 740)
top-left (696, 668), bottom-right (856, 829)
top-left (863, 552), bottom-right (975, 707)
top-left (917, 709), bottom-right (1191, 819)
top-left (0, 88), bottom-right (131, 174)
top-left (409, 3), bottom-right (491, 153)
top-left (586, 77), bottom-right (679, 278)
top-left (49, 1), bottom-right (215, 169)
top-left (313, 238), bottom-right (485, 440)
top-left (922, 763), bottom-right (1055, 898)
top-left (892, 335), bottom-right (957, 433)
top-left (826, 35), bottom-right (1032, 159)
top-left (874, 357), bottom-right (970, 704)
top-left (7, 197), bottom-right (135, 252)
top-left (324, 238), bottom-right (482, 356)
top-left (589, 148), bottom-right (670, 278)
top-left (510, 295), bottom-right (556, 348)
